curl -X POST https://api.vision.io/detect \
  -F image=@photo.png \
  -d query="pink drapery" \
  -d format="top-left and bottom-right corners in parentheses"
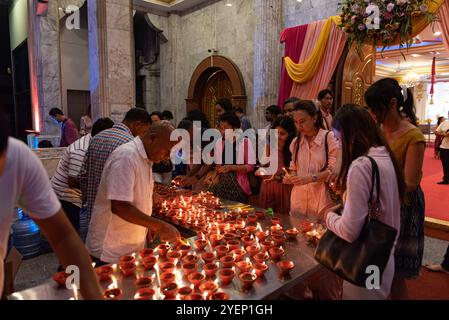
top-left (278, 25), bottom-right (308, 107)
top-left (437, 0), bottom-right (449, 52)
top-left (290, 20), bottom-right (347, 100)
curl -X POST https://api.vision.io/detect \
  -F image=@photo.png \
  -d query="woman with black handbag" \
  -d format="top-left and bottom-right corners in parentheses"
top-left (324, 104), bottom-right (405, 300)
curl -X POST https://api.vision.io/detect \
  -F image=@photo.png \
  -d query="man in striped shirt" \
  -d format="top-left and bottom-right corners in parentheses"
top-left (79, 108), bottom-right (152, 224)
top-left (51, 118), bottom-right (114, 232)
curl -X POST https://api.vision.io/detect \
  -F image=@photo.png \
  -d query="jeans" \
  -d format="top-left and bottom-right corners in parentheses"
top-left (60, 200), bottom-right (80, 234)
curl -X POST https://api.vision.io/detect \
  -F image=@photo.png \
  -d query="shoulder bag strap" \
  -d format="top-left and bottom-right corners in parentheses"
top-left (320, 131), bottom-right (330, 172)
top-left (366, 155), bottom-right (381, 220)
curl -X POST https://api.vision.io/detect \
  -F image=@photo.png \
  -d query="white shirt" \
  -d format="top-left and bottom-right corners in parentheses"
top-left (0, 138), bottom-right (61, 296)
top-left (51, 134), bottom-right (91, 207)
top-left (436, 120), bottom-right (449, 149)
top-left (86, 137), bottom-right (154, 263)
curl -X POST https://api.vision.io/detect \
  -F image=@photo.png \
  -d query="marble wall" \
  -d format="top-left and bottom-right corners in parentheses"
top-left (283, 0), bottom-right (339, 28)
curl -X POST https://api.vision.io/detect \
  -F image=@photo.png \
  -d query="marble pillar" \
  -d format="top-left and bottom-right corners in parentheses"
top-left (88, 0), bottom-right (135, 123)
top-left (27, 0), bottom-right (62, 135)
top-left (253, 0), bottom-right (283, 129)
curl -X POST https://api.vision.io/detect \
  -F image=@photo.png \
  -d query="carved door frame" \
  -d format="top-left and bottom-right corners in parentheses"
top-left (186, 55), bottom-right (247, 115)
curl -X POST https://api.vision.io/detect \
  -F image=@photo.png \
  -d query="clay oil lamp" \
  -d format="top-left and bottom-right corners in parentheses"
top-left (245, 225), bottom-right (258, 235)
top-left (95, 265), bottom-right (114, 282)
top-left (215, 245), bottom-right (229, 258)
top-left (160, 272), bottom-right (176, 285)
top-left (186, 293), bottom-right (204, 300)
top-left (139, 248), bottom-right (154, 259)
top-left (188, 271), bottom-right (206, 288)
top-left (119, 261), bottom-right (137, 277)
top-left (182, 262), bottom-right (198, 275)
top-left (227, 240), bottom-right (241, 251)
top-left (166, 250), bottom-right (182, 263)
top-left (224, 232), bottom-right (237, 242)
top-left (195, 239), bottom-right (208, 251)
top-left (236, 258), bottom-right (253, 273)
top-left (220, 255), bottom-right (235, 268)
top-left (246, 244), bottom-right (260, 257)
top-left (253, 251), bottom-right (269, 264)
top-left (305, 229), bottom-right (322, 244)
top-left (142, 255), bottom-right (157, 270)
top-left (271, 217), bottom-right (282, 226)
top-left (260, 240), bottom-right (275, 252)
top-left (177, 286), bottom-right (193, 300)
top-left (203, 262), bottom-right (219, 277)
top-left (241, 235), bottom-right (255, 247)
top-left (269, 246), bottom-right (285, 261)
top-left (239, 272), bottom-right (257, 291)
top-left (272, 234), bottom-right (287, 247)
top-left (254, 262), bottom-right (268, 278)
top-left (256, 230), bottom-right (268, 242)
top-left (104, 287), bottom-right (122, 300)
top-left (271, 230), bottom-right (284, 238)
top-left (201, 252), bottom-right (216, 264)
top-left (52, 271), bottom-right (70, 287)
top-left (159, 261), bottom-right (176, 274)
top-left (210, 234), bottom-right (224, 247)
top-left (270, 224), bottom-right (283, 233)
top-left (199, 280), bottom-right (219, 298)
top-left (286, 227), bottom-right (299, 240)
top-left (179, 244), bottom-right (192, 257)
top-left (219, 268), bottom-right (235, 286)
top-left (182, 253), bottom-right (199, 265)
top-left (134, 288), bottom-right (155, 300)
top-left (239, 229), bottom-right (250, 237)
top-left (119, 255), bottom-right (135, 265)
top-left (210, 292), bottom-right (230, 300)
top-left (157, 243), bottom-right (170, 257)
top-left (255, 211), bottom-right (266, 220)
top-left (239, 209), bottom-right (249, 218)
top-left (235, 218), bottom-right (246, 230)
top-left (161, 282), bottom-right (178, 299)
top-left (246, 213), bottom-right (258, 224)
top-left (300, 221), bottom-right (313, 233)
top-left (135, 276), bottom-right (153, 289)
top-left (277, 260), bottom-right (295, 278)
top-left (231, 248), bottom-right (246, 262)
top-left (209, 227), bottom-right (220, 235)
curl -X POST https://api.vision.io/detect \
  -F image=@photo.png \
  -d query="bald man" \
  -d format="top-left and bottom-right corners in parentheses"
top-left (86, 121), bottom-right (181, 264)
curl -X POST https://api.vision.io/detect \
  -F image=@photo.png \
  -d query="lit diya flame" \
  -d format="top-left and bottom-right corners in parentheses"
top-left (109, 275), bottom-right (118, 290)
top-left (91, 262), bottom-right (96, 268)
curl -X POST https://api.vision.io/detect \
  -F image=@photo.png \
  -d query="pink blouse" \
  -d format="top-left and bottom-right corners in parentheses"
top-left (326, 146), bottom-right (401, 299)
top-left (289, 129), bottom-right (339, 219)
top-left (215, 138), bottom-right (256, 195)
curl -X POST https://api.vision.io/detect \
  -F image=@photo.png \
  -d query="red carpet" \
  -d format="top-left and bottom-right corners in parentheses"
top-left (421, 147), bottom-right (449, 222)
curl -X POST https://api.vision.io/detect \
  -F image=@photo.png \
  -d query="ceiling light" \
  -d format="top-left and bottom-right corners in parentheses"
top-left (402, 72), bottom-right (420, 88)
top-left (225, 2), bottom-right (232, 6)
top-left (411, 54), bottom-right (421, 58)
top-left (297, 0), bottom-right (303, 2)
top-left (434, 31), bottom-right (442, 36)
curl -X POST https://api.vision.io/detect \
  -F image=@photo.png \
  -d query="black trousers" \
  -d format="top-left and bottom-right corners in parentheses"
top-left (440, 148), bottom-right (449, 182)
top-left (443, 245), bottom-right (449, 271)
top-left (60, 200), bottom-right (80, 233)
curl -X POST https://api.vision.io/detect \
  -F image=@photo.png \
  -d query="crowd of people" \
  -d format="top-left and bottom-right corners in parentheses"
top-left (1, 76), bottom-right (449, 300)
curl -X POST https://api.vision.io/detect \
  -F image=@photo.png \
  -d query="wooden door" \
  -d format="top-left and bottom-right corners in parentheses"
top-left (200, 70), bottom-right (233, 127)
top-left (339, 44), bottom-right (376, 107)
top-left (67, 90), bottom-right (90, 130)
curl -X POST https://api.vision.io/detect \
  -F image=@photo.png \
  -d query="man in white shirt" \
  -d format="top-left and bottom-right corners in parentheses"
top-left (51, 118), bottom-right (114, 232)
top-left (436, 119), bottom-right (449, 184)
top-left (0, 112), bottom-right (102, 299)
top-left (86, 121), bottom-right (181, 264)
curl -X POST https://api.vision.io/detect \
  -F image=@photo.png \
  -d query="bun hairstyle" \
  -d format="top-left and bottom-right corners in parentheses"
top-left (271, 116), bottom-right (297, 168)
top-left (292, 100), bottom-right (325, 163)
top-left (364, 78), bottom-right (417, 126)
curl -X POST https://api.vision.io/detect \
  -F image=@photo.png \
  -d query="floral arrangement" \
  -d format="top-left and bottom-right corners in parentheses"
top-left (339, 0), bottom-right (438, 54)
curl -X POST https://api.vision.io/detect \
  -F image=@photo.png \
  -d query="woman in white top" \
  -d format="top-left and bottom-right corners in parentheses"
top-left (325, 104), bottom-right (405, 300)
top-left (80, 105), bottom-right (93, 136)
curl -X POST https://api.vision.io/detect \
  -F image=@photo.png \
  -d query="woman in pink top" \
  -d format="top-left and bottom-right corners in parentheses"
top-left (325, 105), bottom-right (405, 300)
top-left (283, 100), bottom-right (340, 221)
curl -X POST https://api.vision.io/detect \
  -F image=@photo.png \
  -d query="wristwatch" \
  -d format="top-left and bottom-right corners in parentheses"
top-left (311, 174), bottom-right (318, 183)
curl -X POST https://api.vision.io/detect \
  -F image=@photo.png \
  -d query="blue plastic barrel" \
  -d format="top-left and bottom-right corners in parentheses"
top-left (11, 212), bottom-right (42, 259)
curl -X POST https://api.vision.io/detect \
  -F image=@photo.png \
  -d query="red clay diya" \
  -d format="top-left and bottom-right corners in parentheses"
top-left (246, 245), bottom-right (260, 257)
top-left (181, 262), bottom-right (198, 275)
top-left (254, 263), bottom-right (269, 278)
top-left (241, 236), bottom-right (255, 247)
top-left (270, 224), bottom-right (283, 232)
top-left (277, 260), bottom-right (295, 278)
top-left (256, 231), bottom-right (268, 241)
top-left (253, 252), bottom-right (269, 264)
top-left (195, 239), bottom-right (208, 251)
top-left (52, 271), bottom-right (69, 287)
top-left (157, 243), bottom-right (170, 256)
top-left (300, 221), bottom-right (313, 233)
top-left (203, 262), bottom-right (219, 277)
top-left (161, 282), bottom-right (178, 298)
top-left (166, 250), bottom-right (182, 263)
top-left (260, 240), bottom-right (275, 252)
top-left (210, 234), bottom-right (224, 247)
top-left (139, 248), bottom-right (154, 258)
top-left (227, 240), bottom-right (241, 251)
top-left (95, 265), bottom-right (114, 282)
top-left (199, 281), bottom-right (219, 297)
top-left (224, 232), bottom-right (238, 241)
top-left (215, 245), bottom-right (229, 258)
top-left (119, 262), bottom-right (136, 277)
top-left (182, 254), bottom-right (199, 265)
top-left (186, 293), bottom-right (204, 300)
top-left (104, 288), bottom-right (122, 300)
top-left (178, 286), bottom-right (193, 300)
top-left (159, 261), bottom-right (176, 274)
top-left (135, 276), bottom-right (153, 289)
top-left (210, 292), bottom-right (229, 300)
top-left (272, 235), bottom-right (287, 246)
top-left (245, 225), bottom-right (258, 235)
top-left (220, 255), bottom-right (235, 268)
top-left (160, 272), bottom-right (176, 285)
top-left (231, 248), bottom-right (246, 262)
top-left (201, 252), bottom-right (216, 264)
top-left (179, 244), bottom-right (192, 257)
top-left (246, 214), bottom-right (258, 224)
top-left (271, 217), bottom-right (282, 226)
top-left (239, 272), bottom-right (257, 291)
top-left (119, 255), bottom-right (135, 264)
top-left (134, 288), bottom-right (155, 300)
top-left (142, 255), bottom-right (157, 270)
top-left (269, 247), bottom-right (285, 261)
top-left (219, 268), bottom-right (235, 286)
top-left (188, 272), bottom-right (206, 287)
top-left (236, 260), bottom-right (253, 273)
top-left (286, 228), bottom-right (299, 239)
top-left (255, 211), bottom-right (266, 220)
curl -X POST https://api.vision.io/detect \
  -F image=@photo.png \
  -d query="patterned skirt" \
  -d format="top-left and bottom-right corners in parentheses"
top-left (209, 172), bottom-right (249, 204)
top-left (394, 185), bottom-right (425, 279)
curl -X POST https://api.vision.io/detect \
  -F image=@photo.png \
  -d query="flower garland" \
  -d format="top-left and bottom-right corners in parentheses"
top-left (339, 0), bottom-right (438, 54)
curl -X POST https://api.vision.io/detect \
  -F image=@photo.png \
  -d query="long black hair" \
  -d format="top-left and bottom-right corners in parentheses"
top-left (271, 116), bottom-right (297, 168)
top-left (187, 109), bottom-right (211, 129)
top-left (365, 78), bottom-right (417, 126)
top-left (292, 100), bottom-right (325, 163)
top-left (332, 104), bottom-right (405, 202)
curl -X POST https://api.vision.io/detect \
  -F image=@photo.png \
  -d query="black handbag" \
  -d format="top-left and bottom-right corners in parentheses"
top-left (314, 156), bottom-right (398, 287)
